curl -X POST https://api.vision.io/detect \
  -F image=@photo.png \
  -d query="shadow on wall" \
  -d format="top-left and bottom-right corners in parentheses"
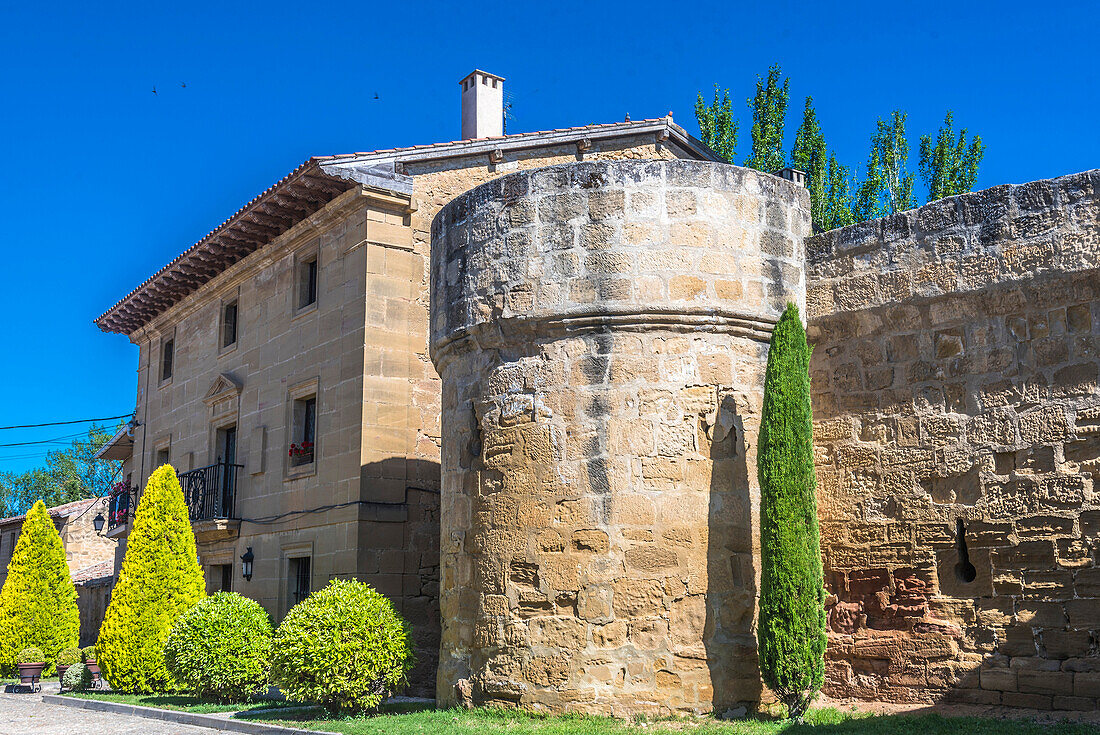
top-left (705, 392), bottom-right (762, 714)
top-left (358, 457), bottom-right (441, 699)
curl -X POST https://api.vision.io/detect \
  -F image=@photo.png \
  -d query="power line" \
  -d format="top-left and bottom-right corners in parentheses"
top-left (0, 431), bottom-right (100, 449)
top-left (0, 414), bottom-right (131, 431)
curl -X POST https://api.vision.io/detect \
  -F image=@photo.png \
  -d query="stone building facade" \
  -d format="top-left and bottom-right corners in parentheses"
top-left (94, 68), bottom-right (1099, 714)
top-left (95, 74), bottom-right (715, 696)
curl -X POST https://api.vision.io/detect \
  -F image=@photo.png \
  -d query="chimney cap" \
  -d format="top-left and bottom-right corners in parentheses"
top-left (460, 69), bottom-right (506, 84)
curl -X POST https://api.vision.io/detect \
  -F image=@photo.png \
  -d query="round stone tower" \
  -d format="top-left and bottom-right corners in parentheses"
top-left (430, 159), bottom-right (809, 715)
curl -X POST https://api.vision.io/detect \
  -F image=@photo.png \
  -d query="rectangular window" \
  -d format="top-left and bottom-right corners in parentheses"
top-left (207, 564), bottom-right (232, 594)
top-left (161, 338), bottom-right (174, 381)
top-left (222, 300), bottom-right (238, 348)
top-left (156, 447), bottom-right (170, 467)
top-left (289, 556), bottom-right (311, 607)
top-left (297, 255), bottom-right (318, 310)
top-left (289, 396), bottom-right (316, 467)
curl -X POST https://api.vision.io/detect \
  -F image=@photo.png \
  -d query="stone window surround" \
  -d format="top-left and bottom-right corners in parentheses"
top-left (279, 540), bottom-right (314, 619)
top-left (292, 240), bottom-right (320, 317)
top-left (285, 377), bottom-right (319, 481)
top-left (152, 434), bottom-right (171, 472)
top-left (218, 287), bottom-right (240, 356)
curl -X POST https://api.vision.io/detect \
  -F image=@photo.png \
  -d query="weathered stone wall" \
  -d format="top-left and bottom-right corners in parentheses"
top-left (806, 170), bottom-right (1100, 710)
top-left (431, 160), bottom-right (808, 714)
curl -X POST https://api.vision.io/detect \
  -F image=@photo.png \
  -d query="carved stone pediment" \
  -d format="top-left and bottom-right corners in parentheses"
top-left (203, 373), bottom-right (243, 405)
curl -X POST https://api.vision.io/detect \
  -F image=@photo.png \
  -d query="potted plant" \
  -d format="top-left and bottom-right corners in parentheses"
top-left (16, 647), bottom-right (46, 690)
top-left (56, 647), bottom-right (82, 685)
top-left (81, 645), bottom-right (101, 684)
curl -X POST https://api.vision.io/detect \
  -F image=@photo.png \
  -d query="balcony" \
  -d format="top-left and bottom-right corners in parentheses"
top-left (105, 485), bottom-right (135, 537)
top-left (178, 462), bottom-right (243, 542)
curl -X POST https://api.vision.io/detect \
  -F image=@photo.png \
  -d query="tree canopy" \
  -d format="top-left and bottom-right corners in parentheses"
top-left (0, 424), bottom-right (122, 518)
top-left (694, 67), bottom-right (986, 230)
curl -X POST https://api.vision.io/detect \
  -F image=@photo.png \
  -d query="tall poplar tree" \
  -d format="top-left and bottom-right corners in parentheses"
top-left (822, 154), bottom-right (856, 231)
top-left (745, 64), bottom-right (790, 173)
top-left (853, 111), bottom-right (915, 220)
top-left (0, 500), bottom-right (80, 675)
top-left (97, 465), bottom-right (205, 693)
top-left (791, 96), bottom-right (828, 229)
top-left (694, 86), bottom-right (738, 162)
top-left (757, 304), bottom-right (826, 722)
top-left (919, 111), bottom-right (985, 202)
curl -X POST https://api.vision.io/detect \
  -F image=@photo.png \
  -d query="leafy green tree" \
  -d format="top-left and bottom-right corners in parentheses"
top-left (0, 424), bottom-right (123, 517)
top-left (694, 85), bottom-right (738, 162)
top-left (745, 64), bottom-right (790, 173)
top-left (919, 111), bottom-right (985, 202)
top-left (791, 96), bottom-right (828, 228)
top-left (97, 465), bottom-right (205, 693)
top-left (757, 304), bottom-right (826, 721)
top-left (0, 500), bottom-right (80, 676)
top-left (823, 154), bottom-right (856, 231)
top-left (855, 111), bottom-right (915, 219)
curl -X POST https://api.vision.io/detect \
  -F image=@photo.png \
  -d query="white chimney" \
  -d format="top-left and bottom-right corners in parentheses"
top-left (460, 70), bottom-right (505, 140)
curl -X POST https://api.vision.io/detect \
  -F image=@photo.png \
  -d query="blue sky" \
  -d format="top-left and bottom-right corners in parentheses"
top-left (0, 1), bottom-right (1095, 472)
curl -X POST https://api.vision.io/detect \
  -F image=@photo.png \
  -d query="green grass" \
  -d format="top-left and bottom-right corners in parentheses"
top-left (58, 690), bottom-right (305, 715)
top-left (237, 706), bottom-right (1100, 735)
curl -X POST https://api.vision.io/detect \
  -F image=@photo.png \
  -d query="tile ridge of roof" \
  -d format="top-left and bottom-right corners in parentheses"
top-left (311, 117), bottom-right (674, 162)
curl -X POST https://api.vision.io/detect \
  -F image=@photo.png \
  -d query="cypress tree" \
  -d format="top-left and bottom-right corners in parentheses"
top-left (756, 304), bottom-right (826, 721)
top-left (97, 465), bottom-right (205, 692)
top-left (0, 500), bottom-right (80, 675)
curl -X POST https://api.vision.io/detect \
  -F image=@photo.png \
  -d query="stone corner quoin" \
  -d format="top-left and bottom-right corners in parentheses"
top-left (426, 158), bottom-right (1100, 715)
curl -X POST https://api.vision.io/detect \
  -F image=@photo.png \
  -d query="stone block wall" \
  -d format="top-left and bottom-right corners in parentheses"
top-left (805, 170), bottom-right (1100, 709)
top-left (430, 160), bottom-right (808, 715)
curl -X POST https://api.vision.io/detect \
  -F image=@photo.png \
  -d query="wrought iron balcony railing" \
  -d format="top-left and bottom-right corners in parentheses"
top-left (178, 462), bottom-right (242, 522)
top-left (106, 487), bottom-right (135, 532)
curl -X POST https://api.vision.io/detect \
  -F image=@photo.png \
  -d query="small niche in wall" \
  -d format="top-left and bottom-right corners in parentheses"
top-left (954, 519), bottom-right (978, 583)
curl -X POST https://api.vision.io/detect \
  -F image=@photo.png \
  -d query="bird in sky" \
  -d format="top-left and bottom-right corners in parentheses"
top-left (373, 92), bottom-right (380, 100)
top-left (180, 82), bottom-right (187, 88)
top-left (151, 86), bottom-right (157, 96)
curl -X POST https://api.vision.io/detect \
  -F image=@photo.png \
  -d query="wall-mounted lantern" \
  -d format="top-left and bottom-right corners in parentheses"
top-left (240, 547), bottom-right (255, 582)
top-left (92, 512), bottom-right (106, 534)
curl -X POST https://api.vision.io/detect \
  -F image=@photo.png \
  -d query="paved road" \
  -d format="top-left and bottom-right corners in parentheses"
top-left (0, 689), bottom-right (220, 734)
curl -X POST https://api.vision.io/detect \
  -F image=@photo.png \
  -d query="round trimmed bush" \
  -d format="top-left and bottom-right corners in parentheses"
top-left (271, 580), bottom-right (414, 714)
top-left (16, 647), bottom-right (44, 664)
top-left (164, 592), bottom-right (273, 702)
top-left (63, 662), bottom-right (93, 691)
top-left (57, 647), bottom-right (82, 667)
top-left (81, 645), bottom-right (96, 662)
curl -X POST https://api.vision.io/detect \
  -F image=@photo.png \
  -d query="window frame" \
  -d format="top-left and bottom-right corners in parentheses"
top-left (294, 244), bottom-right (320, 315)
top-left (220, 297), bottom-right (239, 352)
top-left (159, 335), bottom-right (175, 384)
top-left (153, 436), bottom-right (171, 471)
top-left (285, 378), bottom-right (319, 480)
top-left (288, 555), bottom-right (312, 608)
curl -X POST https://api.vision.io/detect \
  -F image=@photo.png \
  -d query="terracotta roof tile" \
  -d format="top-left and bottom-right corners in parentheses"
top-left (94, 117), bottom-right (717, 335)
top-left (72, 560), bottom-right (114, 584)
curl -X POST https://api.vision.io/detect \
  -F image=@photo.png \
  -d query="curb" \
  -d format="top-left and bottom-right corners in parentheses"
top-left (42, 694), bottom-right (339, 735)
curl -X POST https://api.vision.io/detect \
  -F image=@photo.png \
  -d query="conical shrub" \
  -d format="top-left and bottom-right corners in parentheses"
top-left (756, 303), bottom-right (826, 720)
top-left (0, 500), bottom-right (80, 676)
top-left (97, 465), bottom-right (205, 692)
